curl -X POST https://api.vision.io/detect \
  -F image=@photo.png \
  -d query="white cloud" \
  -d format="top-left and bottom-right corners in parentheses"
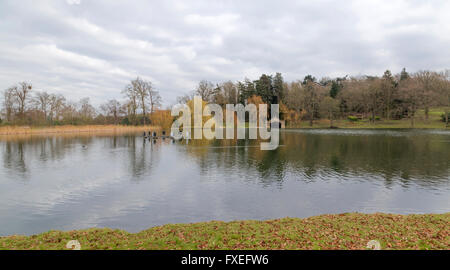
top-left (66, 0), bottom-right (81, 5)
top-left (0, 0), bottom-right (449, 106)
top-left (184, 13), bottom-right (240, 34)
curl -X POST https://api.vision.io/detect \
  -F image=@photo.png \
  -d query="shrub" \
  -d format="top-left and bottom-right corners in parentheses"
top-left (441, 113), bottom-right (447, 122)
top-left (121, 117), bottom-right (130, 126)
top-left (347, 115), bottom-right (358, 122)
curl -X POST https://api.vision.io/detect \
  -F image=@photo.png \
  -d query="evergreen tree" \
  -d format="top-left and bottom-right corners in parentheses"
top-left (330, 81), bottom-right (340, 98)
top-left (237, 81), bottom-right (246, 104)
top-left (272, 72), bottom-right (284, 104)
top-left (237, 78), bottom-right (256, 104)
top-left (255, 74), bottom-right (273, 104)
top-left (302, 75), bottom-right (316, 85)
top-left (382, 70), bottom-right (396, 120)
top-left (329, 76), bottom-right (347, 98)
top-left (400, 68), bottom-right (409, 81)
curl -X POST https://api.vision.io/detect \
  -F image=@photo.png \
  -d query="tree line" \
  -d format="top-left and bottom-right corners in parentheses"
top-left (1, 77), bottom-right (162, 126)
top-left (177, 68), bottom-right (450, 127)
top-left (2, 69), bottom-right (449, 128)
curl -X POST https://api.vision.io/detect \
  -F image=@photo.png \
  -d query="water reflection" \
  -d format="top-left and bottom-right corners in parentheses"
top-left (180, 130), bottom-right (450, 188)
top-left (1, 130), bottom-right (449, 188)
top-left (0, 129), bottom-right (449, 236)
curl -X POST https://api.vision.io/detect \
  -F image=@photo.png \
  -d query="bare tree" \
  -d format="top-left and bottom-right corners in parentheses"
top-left (301, 81), bottom-right (326, 126)
top-left (49, 94), bottom-right (66, 122)
top-left (12, 82), bottom-right (32, 121)
top-left (78, 97), bottom-right (96, 122)
top-left (176, 92), bottom-right (194, 104)
top-left (367, 78), bottom-right (383, 123)
top-left (148, 86), bottom-right (162, 114)
top-left (398, 77), bottom-right (421, 127)
top-left (222, 81), bottom-right (238, 105)
top-left (436, 70), bottom-right (450, 127)
top-left (34, 91), bottom-right (51, 121)
top-left (124, 77), bottom-right (154, 125)
top-left (210, 81), bottom-right (238, 107)
top-left (133, 78), bottom-right (149, 125)
top-left (284, 81), bottom-right (303, 111)
top-left (122, 82), bottom-right (138, 124)
top-left (320, 96), bottom-right (340, 128)
top-left (100, 99), bottom-right (122, 124)
top-left (62, 101), bottom-right (78, 125)
top-left (445, 70), bottom-right (450, 127)
top-left (2, 87), bottom-right (16, 123)
top-left (339, 78), bottom-right (370, 118)
top-left (195, 80), bottom-right (215, 102)
top-left (415, 71), bottom-right (440, 121)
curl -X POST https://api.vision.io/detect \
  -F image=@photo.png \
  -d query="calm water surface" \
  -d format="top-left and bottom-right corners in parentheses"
top-left (0, 129), bottom-right (449, 236)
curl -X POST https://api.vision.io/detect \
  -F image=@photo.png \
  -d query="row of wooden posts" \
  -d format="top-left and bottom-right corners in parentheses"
top-left (143, 130), bottom-right (168, 138)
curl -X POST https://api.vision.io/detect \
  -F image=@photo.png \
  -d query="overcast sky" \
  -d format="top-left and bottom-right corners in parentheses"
top-left (0, 0), bottom-right (449, 106)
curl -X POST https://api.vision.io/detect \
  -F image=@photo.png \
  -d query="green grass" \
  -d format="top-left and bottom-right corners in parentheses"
top-left (289, 108), bottom-right (448, 129)
top-left (293, 119), bottom-right (446, 129)
top-left (1, 213), bottom-right (448, 250)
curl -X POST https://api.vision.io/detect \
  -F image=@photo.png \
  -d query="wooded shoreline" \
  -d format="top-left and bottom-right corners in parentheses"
top-left (0, 118), bottom-right (447, 137)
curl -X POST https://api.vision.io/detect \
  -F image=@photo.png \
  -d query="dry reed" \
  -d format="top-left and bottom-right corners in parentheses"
top-left (0, 125), bottom-right (161, 136)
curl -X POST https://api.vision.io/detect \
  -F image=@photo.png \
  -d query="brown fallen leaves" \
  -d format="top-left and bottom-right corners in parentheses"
top-left (0, 213), bottom-right (448, 250)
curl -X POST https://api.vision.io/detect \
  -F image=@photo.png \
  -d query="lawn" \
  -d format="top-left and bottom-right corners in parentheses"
top-left (288, 108), bottom-right (448, 129)
top-left (1, 213), bottom-right (448, 250)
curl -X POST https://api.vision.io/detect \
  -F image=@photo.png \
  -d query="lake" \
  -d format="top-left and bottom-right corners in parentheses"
top-left (0, 129), bottom-right (449, 236)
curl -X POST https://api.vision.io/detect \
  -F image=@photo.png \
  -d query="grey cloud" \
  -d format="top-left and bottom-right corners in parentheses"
top-left (0, 0), bottom-right (449, 106)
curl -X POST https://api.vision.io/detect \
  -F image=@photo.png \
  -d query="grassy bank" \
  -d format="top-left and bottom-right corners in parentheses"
top-left (287, 108), bottom-right (448, 129)
top-left (0, 125), bottom-right (160, 136)
top-left (290, 119), bottom-right (447, 129)
top-left (1, 213), bottom-right (448, 250)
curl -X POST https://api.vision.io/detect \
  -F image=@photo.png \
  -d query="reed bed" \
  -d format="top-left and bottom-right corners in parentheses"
top-left (0, 125), bottom-right (161, 136)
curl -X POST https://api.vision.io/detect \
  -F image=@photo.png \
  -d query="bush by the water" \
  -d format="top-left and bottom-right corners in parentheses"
top-left (347, 116), bottom-right (359, 122)
top-left (369, 116), bottom-right (381, 121)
